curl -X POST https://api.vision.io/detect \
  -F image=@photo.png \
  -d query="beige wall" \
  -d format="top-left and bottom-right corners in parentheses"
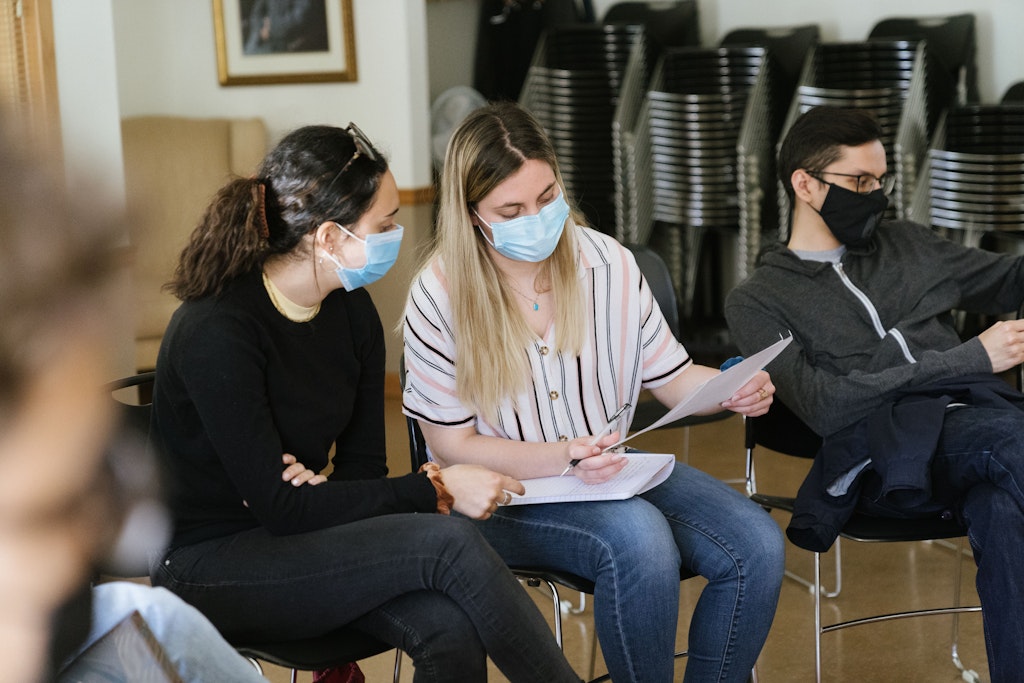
top-left (366, 201), bottom-right (435, 380)
top-left (54, 0), bottom-right (1024, 377)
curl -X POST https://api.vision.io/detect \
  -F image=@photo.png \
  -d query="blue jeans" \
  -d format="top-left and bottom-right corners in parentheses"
top-left (468, 463), bottom-right (785, 683)
top-left (64, 582), bottom-right (266, 682)
top-left (151, 514), bottom-right (581, 683)
top-left (929, 406), bottom-right (1024, 683)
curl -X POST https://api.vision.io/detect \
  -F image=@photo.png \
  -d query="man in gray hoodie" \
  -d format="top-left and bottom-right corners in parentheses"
top-left (725, 105), bottom-right (1024, 682)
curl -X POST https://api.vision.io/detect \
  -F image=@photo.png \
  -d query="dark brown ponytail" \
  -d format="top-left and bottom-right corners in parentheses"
top-left (165, 125), bottom-right (388, 301)
top-left (165, 177), bottom-right (269, 301)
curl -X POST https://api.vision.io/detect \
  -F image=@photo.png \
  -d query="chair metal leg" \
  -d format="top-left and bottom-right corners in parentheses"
top-left (289, 668), bottom-right (298, 683)
top-left (814, 537), bottom-right (983, 682)
top-left (814, 550), bottom-right (823, 683)
top-left (532, 578), bottom-right (566, 648)
top-left (392, 648), bottom-right (403, 683)
top-left (949, 537), bottom-right (981, 683)
top-left (786, 537), bottom-right (842, 598)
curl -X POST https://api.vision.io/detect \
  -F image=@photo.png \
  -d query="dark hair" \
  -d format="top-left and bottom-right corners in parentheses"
top-left (777, 106), bottom-right (884, 205)
top-left (0, 112), bottom-right (122, 420)
top-left (166, 124), bottom-right (389, 301)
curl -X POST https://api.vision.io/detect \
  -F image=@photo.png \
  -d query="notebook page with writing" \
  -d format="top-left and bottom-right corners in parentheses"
top-left (506, 453), bottom-right (675, 505)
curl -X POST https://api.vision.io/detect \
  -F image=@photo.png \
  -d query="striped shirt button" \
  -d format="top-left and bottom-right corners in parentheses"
top-left (549, 390), bottom-right (559, 400)
top-left (540, 346), bottom-right (549, 355)
top-left (558, 435), bottom-right (568, 442)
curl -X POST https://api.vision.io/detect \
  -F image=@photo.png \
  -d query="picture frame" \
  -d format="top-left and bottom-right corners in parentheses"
top-left (213, 0), bottom-right (357, 86)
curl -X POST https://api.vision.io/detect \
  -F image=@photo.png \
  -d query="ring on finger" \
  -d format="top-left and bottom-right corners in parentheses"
top-left (758, 387), bottom-right (769, 401)
top-left (500, 490), bottom-right (511, 506)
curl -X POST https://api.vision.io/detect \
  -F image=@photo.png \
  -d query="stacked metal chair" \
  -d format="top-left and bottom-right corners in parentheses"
top-left (613, 25), bottom-right (818, 328)
top-left (519, 23), bottom-right (644, 233)
top-left (611, 30), bottom-right (657, 245)
top-left (724, 25), bottom-right (821, 269)
top-left (872, 14), bottom-right (979, 219)
top-left (639, 45), bottom-right (773, 320)
top-left (908, 104), bottom-right (1024, 249)
top-left (868, 14), bottom-right (979, 112)
top-left (906, 103), bottom-right (1024, 335)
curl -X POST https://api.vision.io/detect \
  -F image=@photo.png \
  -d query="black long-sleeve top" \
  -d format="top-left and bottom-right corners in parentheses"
top-left (152, 271), bottom-right (436, 549)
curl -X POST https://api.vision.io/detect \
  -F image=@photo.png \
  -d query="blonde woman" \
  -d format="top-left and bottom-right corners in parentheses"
top-left (403, 102), bottom-right (785, 683)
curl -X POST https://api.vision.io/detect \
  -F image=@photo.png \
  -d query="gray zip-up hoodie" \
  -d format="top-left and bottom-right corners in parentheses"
top-left (725, 219), bottom-right (1024, 437)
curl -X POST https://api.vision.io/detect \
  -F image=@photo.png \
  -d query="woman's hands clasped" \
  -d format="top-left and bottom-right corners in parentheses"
top-left (277, 453), bottom-right (523, 521)
top-left (441, 465), bottom-right (524, 520)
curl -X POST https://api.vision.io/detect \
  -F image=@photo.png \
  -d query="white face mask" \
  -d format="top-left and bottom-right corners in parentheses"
top-left (474, 193), bottom-right (570, 262)
top-left (321, 223), bottom-right (404, 291)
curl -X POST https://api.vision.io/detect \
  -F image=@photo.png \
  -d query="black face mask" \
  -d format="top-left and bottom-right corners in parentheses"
top-left (817, 183), bottom-right (889, 248)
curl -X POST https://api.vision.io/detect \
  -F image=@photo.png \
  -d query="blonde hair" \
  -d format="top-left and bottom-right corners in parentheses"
top-left (424, 102), bottom-right (587, 421)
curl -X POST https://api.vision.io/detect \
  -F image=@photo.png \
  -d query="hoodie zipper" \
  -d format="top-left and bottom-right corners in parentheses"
top-left (832, 262), bottom-right (917, 364)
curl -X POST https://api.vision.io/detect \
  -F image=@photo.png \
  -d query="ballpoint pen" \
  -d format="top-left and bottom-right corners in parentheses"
top-left (559, 402), bottom-right (631, 476)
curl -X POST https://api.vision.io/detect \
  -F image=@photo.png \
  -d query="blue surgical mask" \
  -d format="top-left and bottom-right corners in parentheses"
top-left (323, 223), bottom-right (404, 290)
top-left (474, 192), bottom-right (570, 262)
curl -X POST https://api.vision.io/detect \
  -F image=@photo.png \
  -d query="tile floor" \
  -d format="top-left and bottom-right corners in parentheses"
top-left (259, 398), bottom-right (988, 683)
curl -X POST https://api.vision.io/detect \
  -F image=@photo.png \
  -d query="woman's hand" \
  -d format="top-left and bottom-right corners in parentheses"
top-left (440, 464), bottom-right (524, 520)
top-left (567, 431), bottom-right (627, 484)
top-left (281, 453), bottom-right (327, 487)
top-left (720, 370), bottom-right (774, 417)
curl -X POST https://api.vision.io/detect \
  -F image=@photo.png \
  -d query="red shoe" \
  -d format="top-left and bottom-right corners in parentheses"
top-left (312, 662), bottom-right (365, 683)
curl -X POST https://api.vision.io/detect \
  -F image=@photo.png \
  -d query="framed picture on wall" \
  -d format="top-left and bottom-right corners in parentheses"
top-left (213, 0), bottom-right (357, 85)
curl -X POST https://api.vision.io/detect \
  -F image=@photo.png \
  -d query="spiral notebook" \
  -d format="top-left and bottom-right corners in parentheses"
top-left (506, 453), bottom-right (675, 505)
top-left (57, 610), bottom-right (184, 683)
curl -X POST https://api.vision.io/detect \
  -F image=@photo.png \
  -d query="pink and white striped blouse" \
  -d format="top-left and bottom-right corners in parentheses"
top-left (402, 226), bottom-right (692, 444)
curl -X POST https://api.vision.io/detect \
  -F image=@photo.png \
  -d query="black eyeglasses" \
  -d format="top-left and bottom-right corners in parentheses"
top-left (338, 122), bottom-right (378, 176)
top-left (808, 170), bottom-right (895, 196)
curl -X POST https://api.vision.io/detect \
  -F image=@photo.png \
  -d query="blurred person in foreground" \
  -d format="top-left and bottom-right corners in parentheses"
top-left (0, 111), bottom-right (268, 682)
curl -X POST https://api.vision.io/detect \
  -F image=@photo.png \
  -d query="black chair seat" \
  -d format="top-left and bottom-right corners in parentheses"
top-left (751, 492), bottom-right (967, 543)
top-left (234, 628), bottom-right (394, 672)
top-left (513, 565), bottom-right (697, 594)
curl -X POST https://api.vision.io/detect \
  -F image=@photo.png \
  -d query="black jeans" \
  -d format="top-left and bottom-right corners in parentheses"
top-left (152, 513), bottom-right (580, 683)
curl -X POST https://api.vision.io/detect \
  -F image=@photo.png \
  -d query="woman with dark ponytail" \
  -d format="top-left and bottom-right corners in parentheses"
top-left (150, 124), bottom-right (582, 683)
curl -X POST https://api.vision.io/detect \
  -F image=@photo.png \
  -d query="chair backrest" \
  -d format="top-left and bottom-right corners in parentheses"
top-left (107, 371), bottom-right (156, 437)
top-left (625, 243), bottom-right (680, 339)
top-left (1003, 80), bottom-right (1024, 105)
top-left (867, 13), bottom-right (979, 104)
top-left (745, 395), bottom-right (822, 459)
top-left (604, 0), bottom-right (700, 49)
top-left (103, 372), bottom-right (167, 577)
top-left (720, 24), bottom-right (820, 100)
top-left (399, 355), bottom-right (431, 471)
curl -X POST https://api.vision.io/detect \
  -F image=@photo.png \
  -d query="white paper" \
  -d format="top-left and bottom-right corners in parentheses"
top-left (611, 335), bottom-right (793, 449)
top-left (506, 453), bottom-right (675, 505)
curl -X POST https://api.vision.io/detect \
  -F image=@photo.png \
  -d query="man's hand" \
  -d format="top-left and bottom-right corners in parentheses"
top-left (979, 319), bottom-right (1024, 373)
